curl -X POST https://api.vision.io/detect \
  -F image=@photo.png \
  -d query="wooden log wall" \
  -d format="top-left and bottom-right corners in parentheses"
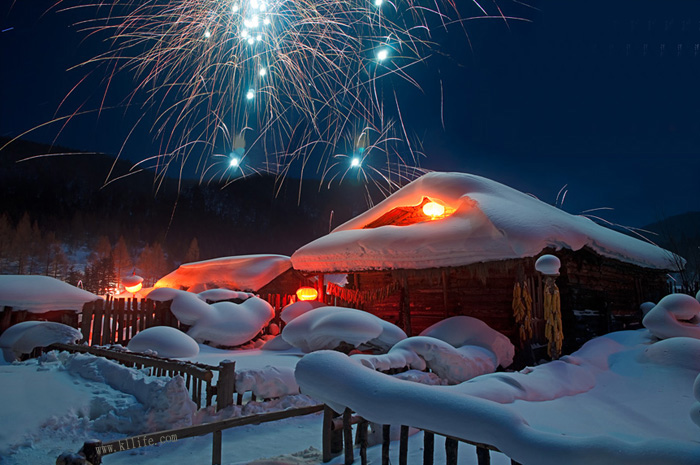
top-left (345, 247), bottom-right (671, 355)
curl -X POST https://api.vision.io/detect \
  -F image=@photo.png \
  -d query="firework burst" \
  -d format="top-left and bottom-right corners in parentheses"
top-left (46, 0), bottom-right (521, 194)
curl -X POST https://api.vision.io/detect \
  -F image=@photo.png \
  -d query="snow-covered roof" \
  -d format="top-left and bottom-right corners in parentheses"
top-left (0, 275), bottom-right (101, 313)
top-left (292, 172), bottom-right (678, 272)
top-left (154, 254), bottom-right (292, 292)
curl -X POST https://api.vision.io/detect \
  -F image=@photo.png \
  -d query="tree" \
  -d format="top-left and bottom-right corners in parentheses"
top-left (184, 237), bottom-right (200, 263)
top-left (0, 213), bottom-right (12, 273)
top-left (138, 242), bottom-right (169, 286)
top-left (12, 212), bottom-right (32, 274)
top-left (112, 236), bottom-right (132, 290)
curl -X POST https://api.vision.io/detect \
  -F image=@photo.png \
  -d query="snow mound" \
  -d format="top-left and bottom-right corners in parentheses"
top-left (236, 366), bottom-right (299, 398)
top-left (147, 287), bottom-right (212, 325)
top-left (198, 288), bottom-right (253, 302)
top-left (296, 330), bottom-right (700, 465)
top-left (127, 326), bottom-right (200, 358)
top-left (419, 316), bottom-right (515, 367)
top-left (0, 321), bottom-right (81, 362)
top-left (155, 254), bottom-right (291, 292)
top-left (535, 254), bottom-right (561, 275)
top-left (291, 172), bottom-right (678, 272)
top-left (355, 336), bottom-right (498, 384)
top-left (0, 275), bottom-right (101, 313)
top-left (187, 297), bottom-right (274, 347)
top-left (280, 300), bottom-right (327, 324)
top-left (642, 293), bottom-right (700, 340)
top-left (281, 306), bottom-right (406, 353)
top-left (640, 301), bottom-right (656, 316)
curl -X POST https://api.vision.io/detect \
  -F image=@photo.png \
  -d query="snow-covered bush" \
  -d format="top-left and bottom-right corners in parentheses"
top-left (642, 293), bottom-right (700, 340)
top-left (188, 297), bottom-right (274, 347)
top-left (419, 316), bottom-right (514, 368)
top-left (280, 300), bottom-right (326, 324)
top-left (127, 326), bottom-right (199, 358)
top-left (281, 306), bottom-right (406, 353)
top-left (0, 321), bottom-right (81, 362)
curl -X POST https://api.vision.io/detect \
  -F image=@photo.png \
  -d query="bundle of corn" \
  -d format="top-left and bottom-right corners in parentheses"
top-left (512, 281), bottom-right (533, 347)
top-left (543, 276), bottom-right (563, 359)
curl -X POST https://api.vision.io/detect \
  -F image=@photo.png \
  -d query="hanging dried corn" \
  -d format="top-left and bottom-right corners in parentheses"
top-left (543, 276), bottom-right (563, 359)
top-left (512, 281), bottom-right (533, 347)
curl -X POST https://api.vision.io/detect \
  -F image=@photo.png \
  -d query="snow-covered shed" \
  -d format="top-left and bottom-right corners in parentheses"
top-left (291, 172), bottom-right (679, 355)
top-left (0, 275), bottom-right (102, 334)
top-left (154, 254), bottom-right (314, 309)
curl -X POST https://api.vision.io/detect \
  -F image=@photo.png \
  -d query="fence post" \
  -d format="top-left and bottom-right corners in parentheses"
top-left (343, 408), bottom-right (354, 465)
top-left (477, 446), bottom-right (490, 465)
top-left (216, 361), bottom-right (236, 411)
top-left (445, 437), bottom-right (458, 465)
top-left (212, 430), bottom-right (222, 465)
top-left (80, 302), bottom-right (93, 344)
top-left (399, 425), bottom-right (409, 465)
top-left (424, 431), bottom-right (434, 465)
top-left (358, 419), bottom-right (368, 465)
top-left (382, 425), bottom-right (390, 465)
top-left (81, 439), bottom-right (103, 465)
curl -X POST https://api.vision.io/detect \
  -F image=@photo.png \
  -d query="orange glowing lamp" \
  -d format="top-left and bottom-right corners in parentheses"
top-left (123, 274), bottom-right (144, 294)
top-left (296, 286), bottom-right (319, 301)
top-left (423, 201), bottom-right (446, 218)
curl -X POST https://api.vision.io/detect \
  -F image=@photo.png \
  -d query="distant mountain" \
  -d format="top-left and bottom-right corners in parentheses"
top-left (0, 137), bottom-right (378, 263)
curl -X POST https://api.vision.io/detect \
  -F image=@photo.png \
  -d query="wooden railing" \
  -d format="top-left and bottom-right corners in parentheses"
top-left (48, 343), bottom-right (235, 410)
top-left (60, 405), bottom-right (324, 465)
top-left (323, 407), bottom-right (523, 465)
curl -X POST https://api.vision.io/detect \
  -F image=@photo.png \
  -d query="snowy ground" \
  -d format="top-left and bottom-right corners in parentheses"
top-left (0, 347), bottom-right (509, 465)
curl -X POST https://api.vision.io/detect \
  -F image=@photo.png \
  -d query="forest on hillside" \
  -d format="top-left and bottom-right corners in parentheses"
top-left (0, 138), bottom-right (376, 293)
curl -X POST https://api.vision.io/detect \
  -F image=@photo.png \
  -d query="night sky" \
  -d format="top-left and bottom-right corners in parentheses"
top-left (1, 0), bottom-right (699, 228)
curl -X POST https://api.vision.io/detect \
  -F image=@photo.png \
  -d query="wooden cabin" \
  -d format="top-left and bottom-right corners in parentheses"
top-left (292, 172), bottom-right (678, 359)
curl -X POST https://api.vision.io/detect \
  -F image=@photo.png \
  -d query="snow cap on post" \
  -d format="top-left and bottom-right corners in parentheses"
top-left (535, 254), bottom-right (561, 276)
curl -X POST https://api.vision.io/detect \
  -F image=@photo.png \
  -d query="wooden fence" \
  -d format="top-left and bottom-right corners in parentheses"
top-left (80, 297), bottom-right (181, 346)
top-left (49, 342), bottom-right (238, 410)
top-left (59, 405), bottom-right (324, 465)
top-left (323, 407), bottom-right (523, 465)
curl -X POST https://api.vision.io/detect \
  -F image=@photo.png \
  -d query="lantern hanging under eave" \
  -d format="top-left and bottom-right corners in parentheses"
top-left (296, 286), bottom-right (319, 301)
top-left (123, 274), bottom-right (144, 294)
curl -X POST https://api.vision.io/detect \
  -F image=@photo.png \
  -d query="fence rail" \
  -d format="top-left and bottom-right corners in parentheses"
top-left (61, 405), bottom-right (324, 465)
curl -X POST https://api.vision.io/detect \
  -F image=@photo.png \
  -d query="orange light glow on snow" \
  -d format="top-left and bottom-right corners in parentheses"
top-left (422, 201), bottom-right (446, 218)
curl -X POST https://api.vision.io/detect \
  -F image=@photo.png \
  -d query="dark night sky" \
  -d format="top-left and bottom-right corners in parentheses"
top-left (1, 0), bottom-right (699, 228)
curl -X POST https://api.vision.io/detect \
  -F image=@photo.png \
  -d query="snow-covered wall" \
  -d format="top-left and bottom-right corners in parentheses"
top-left (292, 172), bottom-right (679, 272)
top-left (0, 275), bottom-right (101, 313)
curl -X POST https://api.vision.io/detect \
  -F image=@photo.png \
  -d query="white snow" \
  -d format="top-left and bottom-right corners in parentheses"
top-left (0, 275), bottom-right (101, 313)
top-left (419, 316), bottom-right (515, 368)
top-left (280, 300), bottom-right (327, 324)
top-left (354, 336), bottom-right (499, 384)
top-left (127, 326), bottom-right (200, 358)
top-left (642, 293), bottom-right (700, 340)
top-left (154, 254), bottom-right (292, 292)
top-left (295, 329), bottom-right (700, 465)
top-left (281, 306), bottom-right (406, 353)
top-left (535, 254), bottom-right (561, 275)
top-left (187, 297), bottom-right (274, 347)
top-left (235, 366), bottom-right (300, 398)
top-left (197, 288), bottom-right (253, 302)
top-left (291, 172), bottom-right (679, 272)
top-left (0, 321), bottom-right (81, 362)
top-left (146, 287), bottom-right (213, 325)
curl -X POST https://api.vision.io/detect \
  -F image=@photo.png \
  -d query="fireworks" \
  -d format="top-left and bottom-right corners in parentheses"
top-left (48, 0), bottom-right (519, 194)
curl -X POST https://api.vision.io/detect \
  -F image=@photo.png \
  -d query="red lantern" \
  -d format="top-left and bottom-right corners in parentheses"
top-left (296, 286), bottom-right (319, 301)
